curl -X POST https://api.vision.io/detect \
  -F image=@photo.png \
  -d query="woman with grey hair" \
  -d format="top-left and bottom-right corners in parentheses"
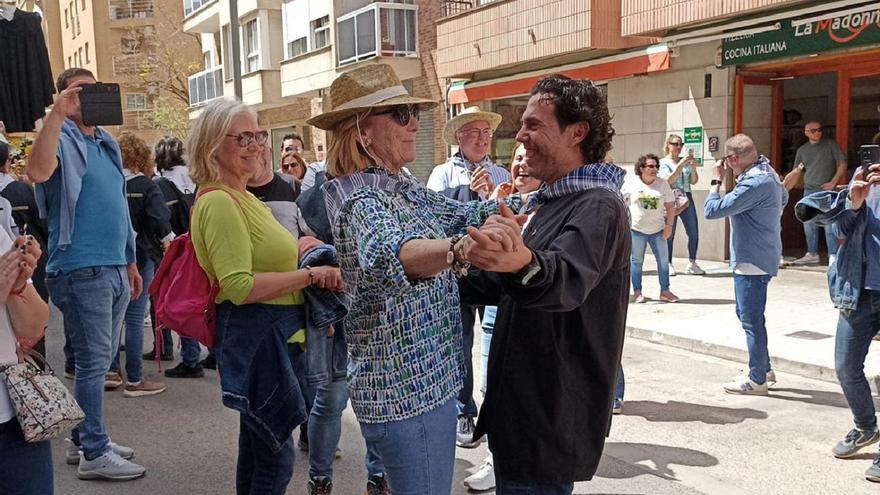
top-left (185, 98), bottom-right (342, 494)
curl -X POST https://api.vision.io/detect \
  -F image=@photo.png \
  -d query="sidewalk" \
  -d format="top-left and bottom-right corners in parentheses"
top-left (625, 256), bottom-right (880, 392)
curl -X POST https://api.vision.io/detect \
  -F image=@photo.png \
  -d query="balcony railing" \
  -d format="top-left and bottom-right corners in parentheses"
top-left (183, 0), bottom-right (213, 17)
top-left (109, 0), bottom-right (154, 20)
top-left (112, 53), bottom-right (158, 77)
top-left (337, 2), bottom-right (418, 66)
top-left (441, 0), bottom-right (496, 17)
top-left (188, 66), bottom-right (224, 107)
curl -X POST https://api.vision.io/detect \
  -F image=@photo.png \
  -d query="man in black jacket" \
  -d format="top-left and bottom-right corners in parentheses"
top-left (461, 75), bottom-right (630, 494)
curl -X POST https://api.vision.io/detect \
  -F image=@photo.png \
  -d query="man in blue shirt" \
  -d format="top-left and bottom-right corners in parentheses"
top-left (704, 134), bottom-right (788, 395)
top-left (27, 68), bottom-right (145, 481)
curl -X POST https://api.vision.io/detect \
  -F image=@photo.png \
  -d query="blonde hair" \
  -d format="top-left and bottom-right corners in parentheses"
top-left (185, 99), bottom-right (256, 185)
top-left (325, 111), bottom-right (374, 178)
top-left (663, 134), bottom-right (683, 156)
top-left (117, 132), bottom-right (154, 176)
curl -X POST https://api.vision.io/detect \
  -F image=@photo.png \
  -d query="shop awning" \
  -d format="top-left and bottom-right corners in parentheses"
top-left (447, 46), bottom-right (671, 105)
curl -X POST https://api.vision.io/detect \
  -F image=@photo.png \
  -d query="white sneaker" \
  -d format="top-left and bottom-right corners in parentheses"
top-left (766, 370), bottom-right (777, 387)
top-left (792, 252), bottom-right (820, 266)
top-left (829, 254), bottom-right (837, 266)
top-left (77, 449), bottom-right (145, 481)
top-left (66, 438), bottom-right (135, 465)
top-left (686, 261), bottom-right (705, 275)
top-left (463, 455), bottom-right (495, 492)
top-left (668, 264), bottom-right (677, 277)
top-left (722, 376), bottom-right (768, 395)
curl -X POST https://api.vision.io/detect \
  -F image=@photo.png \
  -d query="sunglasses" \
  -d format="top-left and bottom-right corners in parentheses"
top-left (373, 105), bottom-right (420, 126)
top-left (226, 130), bottom-right (269, 147)
top-left (281, 162), bottom-right (302, 170)
top-left (806, 128), bottom-right (822, 133)
top-left (668, 141), bottom-right (683, 146)
top-left (640, 164), bottom-right (659, 169)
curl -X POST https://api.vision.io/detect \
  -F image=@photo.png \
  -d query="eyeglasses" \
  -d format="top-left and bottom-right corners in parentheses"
top-left (720, 153), bottom-right (737, 164)
top-left (806, 127), bottom-right (822, 134)
top-left (640, 164), bottom-right (659, 169)
top-left (668, 141), bottom-right (683, 147)
top-left (226, 130), bottom-right (269, 147)
top-left (373, 105), bottom-right (420, 126)
top-left (458, 128), bottom-right (494, 140)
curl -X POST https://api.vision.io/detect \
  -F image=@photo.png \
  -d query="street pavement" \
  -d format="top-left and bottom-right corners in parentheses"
top-left (45, 300), bottom-right (880, 494)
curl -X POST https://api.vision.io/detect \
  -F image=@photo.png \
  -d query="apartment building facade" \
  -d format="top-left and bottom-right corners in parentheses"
top-left (183, 0), bottom-right (446, 180)
top-left (32, 0), bottom-right (201, 142)
top-left (436, 0), bottom-right (880, 261)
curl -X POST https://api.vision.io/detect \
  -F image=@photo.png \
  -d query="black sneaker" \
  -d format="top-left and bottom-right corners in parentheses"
top-left (199, 355), bottom-right (217, 370)
top-left (308, 476), bottom-right (333, 494)
top-left (833, 428), bottom-right (880, 458)
top-left (142, 349), bottom-right (174, 361)
top-left (163, 363), bottom-right (205, 379)
top-left (365, 474), bottom-right (389, 495)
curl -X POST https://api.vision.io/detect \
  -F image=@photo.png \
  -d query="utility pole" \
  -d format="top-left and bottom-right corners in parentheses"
top-left (229, 0), bottom-right (242, 99)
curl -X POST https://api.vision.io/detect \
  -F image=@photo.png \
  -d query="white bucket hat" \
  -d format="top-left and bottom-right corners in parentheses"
top-left (443, 106), bottom-right (502, 145)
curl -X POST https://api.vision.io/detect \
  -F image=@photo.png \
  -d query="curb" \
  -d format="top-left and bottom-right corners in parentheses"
top-left (626, 325), bottom-right (880, 395)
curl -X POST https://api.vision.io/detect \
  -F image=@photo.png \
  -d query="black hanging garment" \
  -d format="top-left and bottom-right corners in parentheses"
top-left (0, 9), bottom-right (54, 132)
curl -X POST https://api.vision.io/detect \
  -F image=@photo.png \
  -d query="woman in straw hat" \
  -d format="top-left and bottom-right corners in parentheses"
top-left (310, 64), bottom-right (521, 493)
top-left (185, 98), bottom-right (343, 494)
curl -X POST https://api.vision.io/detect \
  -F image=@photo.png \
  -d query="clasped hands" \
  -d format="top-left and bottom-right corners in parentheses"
top-left (0, 235), bottom-right (40, 303)
top-left (458, 203), bottom-right (533, 273)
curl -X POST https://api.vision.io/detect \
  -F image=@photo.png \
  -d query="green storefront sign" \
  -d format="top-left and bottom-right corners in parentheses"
top-left (722, 8), bottom-right (880, 66)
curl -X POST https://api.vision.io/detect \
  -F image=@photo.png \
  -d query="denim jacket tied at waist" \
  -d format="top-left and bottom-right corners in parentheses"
top-left (300, 244), bottom-right (348, 387)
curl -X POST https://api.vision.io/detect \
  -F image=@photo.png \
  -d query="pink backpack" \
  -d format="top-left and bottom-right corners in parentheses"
top-left (149, 188), bottom-right (240, 350)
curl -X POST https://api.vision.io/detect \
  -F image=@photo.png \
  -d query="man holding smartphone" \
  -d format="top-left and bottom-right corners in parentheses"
top-left (26, 68), bottom-right (145, 481)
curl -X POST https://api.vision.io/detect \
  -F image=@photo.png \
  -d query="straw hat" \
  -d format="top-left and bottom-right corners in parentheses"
top-left (307, 64), bottom-right (437, 130)
top-left (443, 106), bottom-right (502, 145)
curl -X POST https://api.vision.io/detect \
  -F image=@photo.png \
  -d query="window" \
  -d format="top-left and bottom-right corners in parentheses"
top-left (81, 0), bottom-right (86, 9)
top-left (67, 56), bottom-right (72, 68)
top-left (84, 42), bottom-right (89, 63)
top-left (311, 15), bottom-right (329, 50)
top-left (244, 19), bottom-right (260, 73)
top-left (64, 8), bottom-right (68, 28)
top-left (287, 37), bottom-right (307, 58)
top-left (126, 93), bottom-right (147, 110)
top-left (77, 48), bottom-right (83, 66)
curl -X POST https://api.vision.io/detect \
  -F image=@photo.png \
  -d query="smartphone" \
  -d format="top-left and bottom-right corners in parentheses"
top-left (860, 144), bottom-right (880, 168)
top-left (79, 83), bottom-right (123, 126)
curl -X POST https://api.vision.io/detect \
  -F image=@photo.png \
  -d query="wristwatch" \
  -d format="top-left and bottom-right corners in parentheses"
top-left (517, 252), bottom-right (541, 284)
top-left (710, 179), bottom-right (723, 186)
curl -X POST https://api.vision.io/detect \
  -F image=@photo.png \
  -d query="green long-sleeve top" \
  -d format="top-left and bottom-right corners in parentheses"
top-left (191, 182), bottom-right (304, 306)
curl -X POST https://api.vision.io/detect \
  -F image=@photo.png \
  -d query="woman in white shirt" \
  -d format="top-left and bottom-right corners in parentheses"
top-left (0, 199), bottom-right (52, 495)
top-left (621, 153), bottom-right (679, 304)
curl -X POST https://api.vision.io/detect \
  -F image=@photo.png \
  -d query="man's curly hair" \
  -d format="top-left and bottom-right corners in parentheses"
top-left (530, 75), bottom-right (614, 164)
top-left (118, 132), bottom-right (154, 176)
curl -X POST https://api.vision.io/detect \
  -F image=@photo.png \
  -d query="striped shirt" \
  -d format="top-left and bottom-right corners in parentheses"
top-left (324, 169), bottom-right (519, 423)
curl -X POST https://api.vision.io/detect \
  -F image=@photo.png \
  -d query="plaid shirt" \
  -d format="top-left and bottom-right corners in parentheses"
top-left (522, 162), bottom-right (626, 213)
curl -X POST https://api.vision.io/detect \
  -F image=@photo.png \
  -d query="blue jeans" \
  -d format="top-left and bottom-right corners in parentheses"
top-left (180, 336), bottom-right (202, 367)
top-left (48, 265), bottom-right (130, 458)
top-left (835, 290), bottom-right (880, 431)
top-left (236, 414), bottom-right (295, 495)
top-left (668, 191), bottom-right (699, 261)
top-left (111, 260), bottom-right (155, 383)
top-left (733, 274), bottom-right (773, 384)
top-left (631, 230), bottom-right (670, 292)
top-left (495, 478), bottom-right (574, 495)
top-left (615, 365), bottom-right (625, 400)
top-left (480, 306), bottom-right (497, 396)
top-left (359, 398), bottom-right (457, 494)
top-left (458, 305), bottom-right (479, 418)
top-left (803, 188), bottom-right (839, 255)
top-left (308, 378), bottom-right (385, 479)
top-left (0, 419), bottom-right (53, 495)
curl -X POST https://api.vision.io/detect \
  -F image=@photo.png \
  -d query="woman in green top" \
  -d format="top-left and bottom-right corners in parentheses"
top-left (185, 98), bottom-right (342, 495)
top-left (659, 133), bottom-right (705, 276)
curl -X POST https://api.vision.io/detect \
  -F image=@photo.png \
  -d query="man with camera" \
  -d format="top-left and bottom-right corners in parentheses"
top-left (791, 121), bottom-right (847, 266)
top-left (704, 134), bottom-right (788, 396)
top-left (796, 144), bottom-right (880, 483)
top-left (26, 68), bottom-right (145, 481)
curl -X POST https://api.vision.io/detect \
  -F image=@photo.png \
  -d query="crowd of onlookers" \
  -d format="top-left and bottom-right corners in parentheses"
top-left (1, 60), bottom-right (880, 495)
